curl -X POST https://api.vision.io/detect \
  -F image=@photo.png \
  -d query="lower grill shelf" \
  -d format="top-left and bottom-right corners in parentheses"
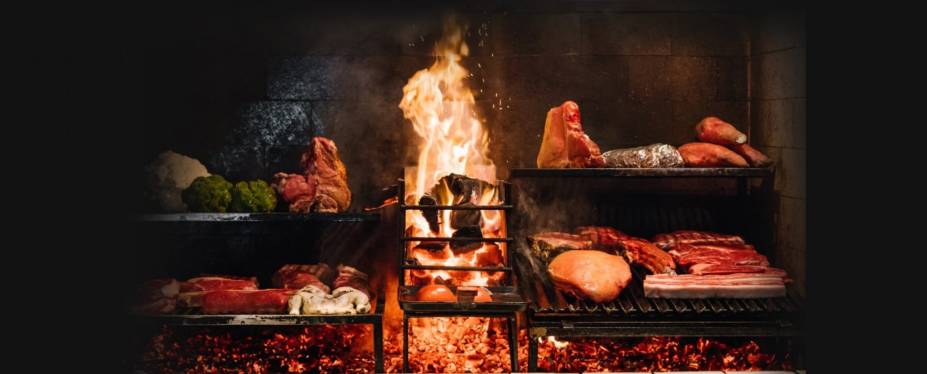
top-left (399, 285), bottom-right (527, 312)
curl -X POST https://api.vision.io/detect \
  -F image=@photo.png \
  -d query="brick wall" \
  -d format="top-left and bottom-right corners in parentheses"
top-left (750, 10), bottom-right (807, 296)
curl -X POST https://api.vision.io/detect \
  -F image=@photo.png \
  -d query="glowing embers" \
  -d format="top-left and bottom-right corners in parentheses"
top-left (384, 317), bottom-right (529, 373)
top-left (536, 336), bottom-right (795, 372)
top-left (137, 325), bottom-right (375, 373)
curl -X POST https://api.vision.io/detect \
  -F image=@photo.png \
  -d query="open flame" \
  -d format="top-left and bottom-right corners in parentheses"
top-left (399, 21), bottom-right (503, 288)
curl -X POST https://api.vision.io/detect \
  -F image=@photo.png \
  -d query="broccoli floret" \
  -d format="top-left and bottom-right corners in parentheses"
top-left (230, 180), bottom-right (277, 213)
top-left (181, 175), bottom-right (233, 212)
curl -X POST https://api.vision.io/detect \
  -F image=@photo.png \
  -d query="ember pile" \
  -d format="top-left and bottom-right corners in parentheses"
top-left (537, 336), bottom-right (793, 372)
top-left (383, 317), bottom-right (529, 373)
top-left (137, 325), bottom-right (374, 373)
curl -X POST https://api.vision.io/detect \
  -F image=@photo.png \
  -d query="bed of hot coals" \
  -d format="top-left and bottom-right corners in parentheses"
top-left (135, 323), bottom-right (793, 373)
top-left (136, 325), bottom-right (375, 373)
top-left (536, 336), bottom-right (794, 372)
top-left (383, 317), bottom-right (529, 373)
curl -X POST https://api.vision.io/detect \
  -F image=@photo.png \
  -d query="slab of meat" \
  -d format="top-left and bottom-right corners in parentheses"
top-left (529, 232), bottom-right (593, 263)
top-left (272, 137), bottom-right (352, 213)
top-left (271, 173), bottom-right (317, 213)
top-left (301, 137), bottom-right (351, 213)
top-left (536, 101), bottom-right (605, 168)
top-left (602, 144), bottom-right (684, 168)
top-left (201, 289), bottom-right (294, 314)
top-left (679, 142), bottom-right (749, 167)
top-left (178, 276), bottom-right (259, 308)
top-left (180, 276), bottom-right (258, 293)
top-left (333, 265), bottom-right (370, 298)
top-left (669, 244), bottom-right (769, 268)
top-left (652, 230), bottom-right (746, 250)
top-left (548, 250), bottom-right (632, 303)
top-left (687, 263), bottom-right (770, 275)
top-left (272, 264), bottom-right (334, 292)
top-left (288, 284), bottom-right (371, 315)
top-left (644, 273), bottom-right (786, 298)
top-left (617, 237), bottom-right (676, 275)
top-left (728, 143), bottom-right (773, 167)
top-left (574, 226), bottom-right (629, 252)
top-left (695, 116), bottom-right (747, 146)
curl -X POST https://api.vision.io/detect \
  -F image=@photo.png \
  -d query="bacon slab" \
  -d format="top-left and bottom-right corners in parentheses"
top-left (644, 273), bottom-right (786, 298)
top-left (652, 230), bottom-right (746, 250)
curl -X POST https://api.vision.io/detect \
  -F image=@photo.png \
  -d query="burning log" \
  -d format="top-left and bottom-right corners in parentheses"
top-left (450, 226), bottom-right (483, 254)
top-left (417, 195), bottom-right (439, 234)
top-left (432, 174), bottom-right (496, 205)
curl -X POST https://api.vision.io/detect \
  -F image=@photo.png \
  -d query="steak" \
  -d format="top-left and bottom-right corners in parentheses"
top-left (548, 250), bottom-right (632, 303)
top-left (178, 276), bottom-right (259, 308)
top-left (536, 101), bottom-right (605, 168)
top-left (201, 289), bottom-right (294, 314)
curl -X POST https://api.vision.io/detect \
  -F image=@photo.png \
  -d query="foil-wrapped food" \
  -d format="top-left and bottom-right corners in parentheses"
top-left (602, 143), bottom-right (684, 168)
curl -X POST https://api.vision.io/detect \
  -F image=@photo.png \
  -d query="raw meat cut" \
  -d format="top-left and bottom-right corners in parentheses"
top-left (602, 144), bottom-right (685, 168)
top-left (415, 284), bottom-right (458, 302)
top-left (272, 264), bottom-right (334, 292)
top-left (301, 137), bottom-right (352, 212)
top-left (547, 250), bottom-right (632, 303)
top-left (574, 226), bottom-right (629, 252)
top-left (131, 298), bottom-right (177, 315)
top-left (669, 244), bottom-right (769, 268)
top-left (652, 230), bottom-right (746, 250)
top-left (180, 277), bottom-right (258, 293)
top-left (272, 137), bottom-right (352, 213)
top-left (288, 284), bottom-right (371, 315)
top-left (333, 265), bottom-right (370, 297)
top-left (200, 289), bottom-right (294, 314)
top-left (536, 101), bottom-right (605, 168)
top-left (643, 273), bottom-right (786, 299)
top-left (728, 143), bottom-right (773, 167)
top-left (695, 117), bottom-right (747, 146)
top-left (678, 142), bottom-right (749, 167)
top-left (617, 237), bottom-right (676, 275)
top-left (687, 263), bottom-right (769, 275)
top-left (271, 173), bottom-right (317, 213)
top-left (529, 232), bottom-right (593, 263)
top-left (178, 276), bottom-right (259, 308)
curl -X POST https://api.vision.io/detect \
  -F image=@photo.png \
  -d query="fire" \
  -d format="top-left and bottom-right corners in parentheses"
top-left (399, 21), bottom-right (503, 288)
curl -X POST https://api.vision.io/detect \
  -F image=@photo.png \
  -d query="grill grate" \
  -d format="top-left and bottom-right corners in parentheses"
top-left (514, 244), bottom-right (801, 318)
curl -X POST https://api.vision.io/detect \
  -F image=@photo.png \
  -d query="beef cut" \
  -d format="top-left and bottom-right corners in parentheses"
top-left (695, 117), bottom-right (747, 146)
top-left (548, 250), bottom-right (632, 303)
top-left (574, 226), bottom-right (629, 252)
top-left (272, 264), bottom-right (334, 292)
top-left (652, 230), bottom-right (746, 250)
top-left (301, 137), bottom-right (351, 212)
top-left (272, 137), bottom-right (352, 213)
top-left (178, 276), bottom-right (259, 308)
top-left (644, 273), bottom-right (786, 299)
top-left (678, 142), bottom-right (749, 167)
top-left (618, 237), bottom-right (677, 275)
top-left (201, 289), bottom-right (294, 314)
top-left (333, 265), bottom-right (370, 298)
top-left (669, 244), bottom-right (769, 268)
top-left (536, 101), bottom-right (605, 168)
top-left (529, 232), bottom-right (593, 263)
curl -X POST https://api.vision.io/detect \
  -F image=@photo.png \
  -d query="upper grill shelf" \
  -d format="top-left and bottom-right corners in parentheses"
top-left (137, 212), bottom-right (380, 223)
top-left (509, 167), bottom-right (774, 178)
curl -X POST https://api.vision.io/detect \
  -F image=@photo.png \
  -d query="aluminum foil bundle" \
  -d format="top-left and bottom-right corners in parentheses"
top-left (602, 143), bottom-right (684, 168)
